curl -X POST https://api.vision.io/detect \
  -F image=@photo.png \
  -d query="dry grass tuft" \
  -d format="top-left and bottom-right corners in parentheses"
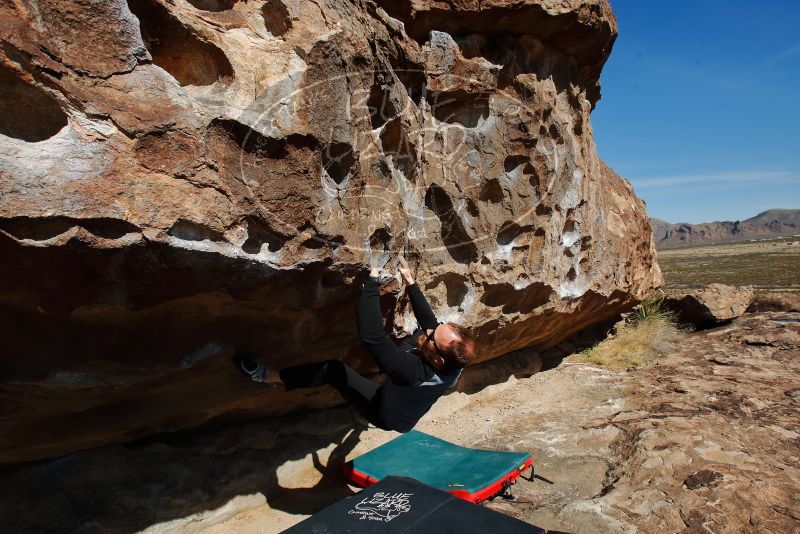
top-left (570, 294), bottom-right (685, 369)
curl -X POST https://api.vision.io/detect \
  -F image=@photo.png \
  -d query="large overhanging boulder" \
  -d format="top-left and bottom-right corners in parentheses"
top-left (0, 0), bottom-right (661, 463)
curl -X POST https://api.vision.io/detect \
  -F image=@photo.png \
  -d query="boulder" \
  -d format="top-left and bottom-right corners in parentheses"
top-left (0, 0), bottom-right (661, 463)
top-left (667, 284), bottom-right (755, 327)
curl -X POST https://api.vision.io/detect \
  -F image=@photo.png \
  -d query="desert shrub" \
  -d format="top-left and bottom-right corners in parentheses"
top-left (571, 293), bottom-right (684, 369)
top-left (627, 290), bottom-right (672, 325)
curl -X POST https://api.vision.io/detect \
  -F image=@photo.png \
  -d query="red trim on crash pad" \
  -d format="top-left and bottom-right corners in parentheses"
top-left (342, 457), bottom-right (534, 504)
top-left (341, 463), bottom-right (378, 488)
top-left (461, 457), bottom-right (534, 503)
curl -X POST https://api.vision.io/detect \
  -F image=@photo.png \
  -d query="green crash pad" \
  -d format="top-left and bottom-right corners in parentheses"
top-left (343, 429), bottom-right (533, 503)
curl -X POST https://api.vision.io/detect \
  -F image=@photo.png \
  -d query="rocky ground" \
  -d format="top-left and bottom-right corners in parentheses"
top-left (1, 309), bottom-right (797, 533)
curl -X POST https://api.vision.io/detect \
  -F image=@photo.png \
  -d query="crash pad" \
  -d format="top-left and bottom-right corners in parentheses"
top-left (343, 430), bottom-right (533, 503)
top-left (284, 475), bottom-right (546, 533)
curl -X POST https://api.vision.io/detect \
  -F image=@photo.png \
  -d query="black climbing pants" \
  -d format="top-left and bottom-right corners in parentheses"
top-left (280, 360), bottom-right (389, 430)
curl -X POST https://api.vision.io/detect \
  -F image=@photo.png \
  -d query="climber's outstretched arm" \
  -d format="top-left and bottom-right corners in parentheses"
top-left (357, 276), bottom-right (426, 386)
top-left (398, 256), bottom-right (438, 330)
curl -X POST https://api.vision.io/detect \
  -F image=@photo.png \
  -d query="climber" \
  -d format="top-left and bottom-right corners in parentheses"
top-left (234, 256), bottom-right (476, 432)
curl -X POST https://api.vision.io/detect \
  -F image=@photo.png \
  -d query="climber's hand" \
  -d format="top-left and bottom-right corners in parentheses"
top-left (397, 256), bottom-right (415, 286)
top-left (369, 253), bottom-right (384, 279)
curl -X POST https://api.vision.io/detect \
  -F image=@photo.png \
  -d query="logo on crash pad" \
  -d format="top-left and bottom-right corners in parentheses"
top-left (348, 491), bottom-right (413, 522)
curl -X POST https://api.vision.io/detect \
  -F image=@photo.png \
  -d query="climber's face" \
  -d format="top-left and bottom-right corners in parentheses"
top-left (416, 323), bottom-right (459, 370)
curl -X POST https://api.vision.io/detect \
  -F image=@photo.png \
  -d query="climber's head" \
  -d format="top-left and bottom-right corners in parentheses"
top-left (416, 322), bottom-right (476, 372)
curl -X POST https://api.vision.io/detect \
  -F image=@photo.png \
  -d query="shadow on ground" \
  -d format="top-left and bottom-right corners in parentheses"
top-left (0, 406), bottom-right (367, 533)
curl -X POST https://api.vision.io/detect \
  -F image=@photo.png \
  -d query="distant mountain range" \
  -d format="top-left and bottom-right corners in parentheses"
top-left (650, 209), bottom-right (800, 249)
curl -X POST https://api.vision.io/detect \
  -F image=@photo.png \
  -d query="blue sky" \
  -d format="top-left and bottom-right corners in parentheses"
top-left (592, 1), bottom-right (800, 223)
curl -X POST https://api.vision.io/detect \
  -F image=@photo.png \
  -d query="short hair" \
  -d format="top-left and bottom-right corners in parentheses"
top-left (442, 323), bottom-right (476, 371)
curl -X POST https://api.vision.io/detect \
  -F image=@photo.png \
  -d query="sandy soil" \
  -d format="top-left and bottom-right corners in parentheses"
top-left (187, 361), bottom-right (627, 534)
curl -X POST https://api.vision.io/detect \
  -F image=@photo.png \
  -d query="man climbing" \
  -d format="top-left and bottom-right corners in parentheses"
top-left (235, 256), bottom-right (476, 432)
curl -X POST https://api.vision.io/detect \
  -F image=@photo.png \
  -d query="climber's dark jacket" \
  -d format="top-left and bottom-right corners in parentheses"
top-left (357, 278), bottom-right (461, 432)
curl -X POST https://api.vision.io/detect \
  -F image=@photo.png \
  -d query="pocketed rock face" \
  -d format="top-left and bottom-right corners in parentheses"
top-left (0, 0), bottom-right (660, 462)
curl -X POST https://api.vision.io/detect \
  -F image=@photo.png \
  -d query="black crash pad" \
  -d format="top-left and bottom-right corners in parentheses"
top-left (283, 476), bottom-right (547, 533)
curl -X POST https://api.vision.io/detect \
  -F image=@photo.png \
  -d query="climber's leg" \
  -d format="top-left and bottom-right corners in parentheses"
top-left (280, 360), bottom-right (384, 427)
